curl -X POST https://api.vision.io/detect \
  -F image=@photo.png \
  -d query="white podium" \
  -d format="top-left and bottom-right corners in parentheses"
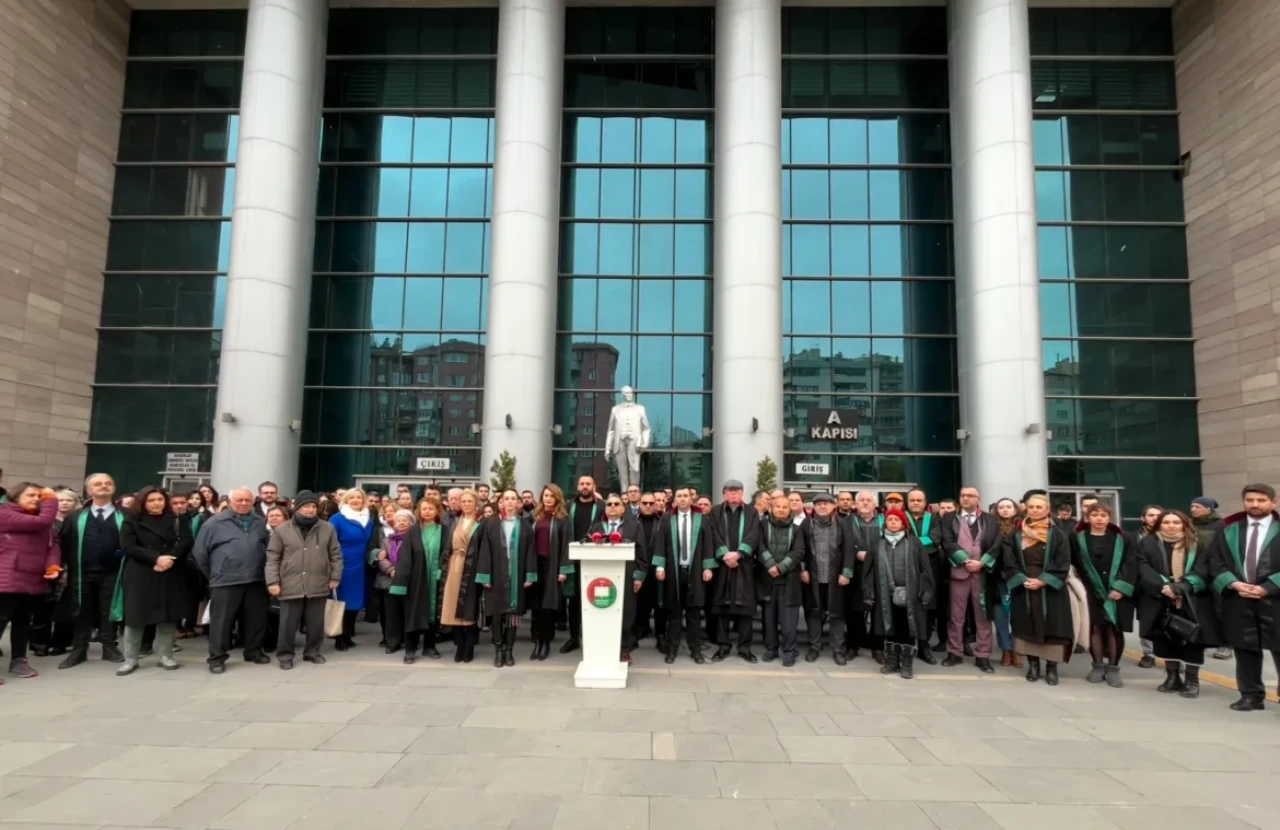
top-left (568, 541), bottom-right (633, 689)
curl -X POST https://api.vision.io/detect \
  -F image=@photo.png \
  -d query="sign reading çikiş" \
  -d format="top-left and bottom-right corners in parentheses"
top-left (415, 457), bottom-right (451, 472)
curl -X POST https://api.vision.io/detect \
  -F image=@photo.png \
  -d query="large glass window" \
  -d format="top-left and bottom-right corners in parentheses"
top-left (555, 9), bottom-right (714, 493)
top-left (781, 7), bottom-right (956, 495)
top-left (1031, 8), bottom-right (1199, 520)
top-left (301, 10), bottom-right (500, 487)
top-left (88, 11), bottom-right (246, 489)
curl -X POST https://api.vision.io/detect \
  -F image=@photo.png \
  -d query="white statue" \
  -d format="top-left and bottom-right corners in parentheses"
top-left (604, 386), bottom-right (651, 492)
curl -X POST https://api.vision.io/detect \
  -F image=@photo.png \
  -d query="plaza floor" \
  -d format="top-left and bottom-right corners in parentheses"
top-left (3, 626), bottom-right (1280, 830)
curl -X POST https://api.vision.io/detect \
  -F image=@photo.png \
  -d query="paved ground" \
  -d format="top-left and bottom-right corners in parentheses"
top-left (4, 626), bottom-right (1280, 830)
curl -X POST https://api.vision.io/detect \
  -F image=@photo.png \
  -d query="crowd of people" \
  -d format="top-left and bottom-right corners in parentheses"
top-left (0, 469), bottom-right (1278, 711)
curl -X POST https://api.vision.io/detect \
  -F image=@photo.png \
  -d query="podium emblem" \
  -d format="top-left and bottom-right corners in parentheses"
top-left (587, 577), bottom-right (618, 609)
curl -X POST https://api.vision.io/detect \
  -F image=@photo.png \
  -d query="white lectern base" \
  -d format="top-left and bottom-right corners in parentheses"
top-left (574, 660), bottom-right (628, 689)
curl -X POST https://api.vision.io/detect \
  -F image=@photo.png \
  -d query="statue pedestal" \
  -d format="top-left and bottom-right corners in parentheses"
top-left (568, 542), bottom-right (633, 689)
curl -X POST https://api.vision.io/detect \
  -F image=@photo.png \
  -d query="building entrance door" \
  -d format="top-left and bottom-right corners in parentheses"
top-left (781, 481), bottom-right (918, 507)
top-left (1048, 487), bottom-right (1124, 523)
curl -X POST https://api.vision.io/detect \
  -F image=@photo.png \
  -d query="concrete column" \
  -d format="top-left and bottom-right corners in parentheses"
top-left (480, 0), bottom-right (565, 491)
top-left (210, 0), bottom-right (327, 495)
top-left (949, 0), bottom-right (1048, 498)
top-left (712, 0), bottom-right (784, 492)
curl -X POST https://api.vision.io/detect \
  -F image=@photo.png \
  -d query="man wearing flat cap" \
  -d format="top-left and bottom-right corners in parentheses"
top-left (708, 479), bottom-right (761, 662)
top-left (802, 493), bottom-right (856, 665)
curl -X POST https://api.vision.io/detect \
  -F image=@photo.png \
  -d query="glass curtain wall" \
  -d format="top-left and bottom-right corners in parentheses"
top-left (553, 8), bottom-right (715, 493)
top-left (780, 8), bottom-right (959, 496)
top-left (88, 11), bottom-right (244, 489)
top-left (1031, 8), bottom-right (1199, 521)
top-left (300, 10), bottom-right (497, 487)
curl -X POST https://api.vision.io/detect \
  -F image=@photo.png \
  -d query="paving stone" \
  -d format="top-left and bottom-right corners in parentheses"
top-left (87, 719), bottom-right (243, 747)
top-left (909, 716), bottom-right (1023, 739)
top-left (766, 713), bottom-right (818, 736)
top-left (779, 736), bottom-right (909, 765)
top-left (686, 712), bottom-right (778, 735)
top-left (981, 804), bottom-right (1122, 830)
top-left (212, 785), bottom-right (329, 830)
top-left (846, 764), bottom-right (1007, 802)
top-left (81, 745), bottom-right (248, 782)
top-left (407, 790), bottom-right (559, 830)
top-left (819, 799), bottom-right (942, 830)
top-left (10, 779), bottom-right (208, 826)
top-left (405, 726), bottom-right (527, 755)
top-left (348, 704), bottom-right (471, 727)
top-left (783, 694), bottom-right (858, 714)
top-left (694, 693), bottom-right (786, 713)
top-left (1106, 770), bottom-right (1280, 809)
top-left (918, 802), bottom-right (1003, 830)
top-left (462, 706), bottom-right (573, 730)
top-left (0, 741), bottom-right (73, 776)
top-left (317, 724), bottom-right (424, 753)
top-left (829, 715), bottom-right (928, 738)
top-left (213, 723), bottom-right (343, 751)
top-left (552, 796), bottom-right (648, 830)
top-left (649, 797), bottom-right (777, 830)
top-left (669, 733), bottom-right (733, 761)
top-left (975, 767), bottom-right (1147, 806)
top-left (154, 782), bottom-right (264, 829)
top-left (255, 750), bottom-right (402, 787)
top-left (289, 703), bottom-right (374, 724)
top-left (9, 743), bottom-right (130, 777)
top-left (583, 760), bottom-right (720, 797)
top-left (715, 762), bottom-right (859, 799)
top-left (288, 787), bottom-right (430, 830)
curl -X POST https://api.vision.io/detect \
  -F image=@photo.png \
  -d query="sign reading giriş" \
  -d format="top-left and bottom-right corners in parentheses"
top-left (587, 577), bottom-right (617, 609)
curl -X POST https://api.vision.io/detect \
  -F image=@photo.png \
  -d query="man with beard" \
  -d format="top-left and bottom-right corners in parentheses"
top-left (562, 475), bottom-right (603, 654)
top-left (845, 490), bottom-right (883, 662)
top-left (633, 492), bottom-right (667, 649)
top-left (624, 485), bottom-right (642, 518)
top-left (652, 487), bottom-right (715, 663)
top-left (802, 493), bottom-right (854, 665)
top-left (940, 486), bottom-right (1003, 673)
top-left (588, 494), bottom-right (646, 663)
top-left (521, 490), bottom-right (538, 516)
top-left (1190, 496), bottom-right (1230, 661)
top-left (1207, 484), bottom-right (1280, 711)
top-left (708, 480), bottom-right (760, 663)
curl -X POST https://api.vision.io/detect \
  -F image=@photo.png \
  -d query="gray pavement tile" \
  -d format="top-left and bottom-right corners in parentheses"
top-left (980, 804), bottom-right (1122, 830)
top-left (779, 736), bottom-right (910, 765)
top-left (819, 799), bottom-right (942, 830)
top-left (845, 764), bottom-right (1007, 802)
top-left (976, 766), bottom-right (1148, 805)
top-left (0, 777), bottom-right (67, 820)
top-left (1226, 805), bottom-right (1280, 830)
top-left (213, 723), bottom-right (344, 751)
top-left (850, 697), bottom-right (947, 716)
top-left (715, 762), bottom-right (859, 799)
top-left (1108, 806), bottom-right (1263, 830)
top-left (828, 715), bottom-right (928, 738)
top-left (783, 694), bottom-right (858, 714)
top-left (628, 673), bottom-right (710, 693)
top-left (766, 713), bottom-right (818, 736)
top-left (649, 797), bottom-right (777, 830)
top-left (669, 733), bottom-right (733, 761)
top-left (256, 684), bottom-right (368, 703)
top-left (377, 754), bottom-right (494, 789)
top-left (211, 785), bottom-right (328, 830)
top-left (203, 750), bottom-right (290, 784)
top-left (317, 724), bottom-right (424, 753)
top-left (568, 709), bottom-right (688, 733)
top-left (583, 760), bottom-right (720, 797)
top-left (10, 779), bottom-right (208, 826)
top-left (86, 719), bottom-right (243, 747)
top-left (997, 716), bottom-right (1091, 740)
top-left (405, 726), bottom-right (528, 755)
top-left (918, 802), bottom-right (1004, 830)
top-left (784, 679), bottom-right (829, 695)
top-left (909, 716), bottom-right (1024, 739)
top-left (764, 799), bottom-right (837, 830)
top-left (1105, 771), bottom-right (1280, 810)
top-left (0, 741), bottom-right (73, 776)
top-left (701, 676), bottom-right (796, 694)
top-left (82, 746), bottom-right (249, 782)
top-left (255, 750), bottom-right (402, 787)
top-left (553, 796), bottom-right (648, 830)
top-left (353, 668), bottom-right (418, 685)
top-left (986, 739), bottom-right (1179, 771)
top-left (802, 714), bottom-right (846, 736)
top-left (288, 787), bottom-right (430, 830)
top-left (152, 783), bottom-right (264, 829)
top-left (0, 716), bottom-right (129, 742)
top-left (484, 757), bottom-right (588, 795)
top-left (348, 704), bottom-right (471, 727)
top-left (408, 790), bottom-right (559, 830)
top-left (918, 738), bottom-right (1010, 767)
top-left (527, 689), bottom-right (699, 712)
top-left (686, 712), bottom-right (779, 735)
top-left (1137, 741), bottom-right (1276, 772)
top-left (517, 730), bottom-right (652, 760)
top-left (354, 685), bottom-right (511, 705)
top-left (462, 706), bottom-right (573, 730)
top-left (8, 743), bottom-right (131, 777)
top-left (695, 692), bottom-right (786, 712)
top-left (937, 697), bottom-right (1026, 717)
top-left (398, 668), bottom-right (500, 688)
top-left (727, 735), bottom-right (788, 762)
top-left (288, 703), bottom-right (373, 724)
top-left (2, 694), bottom-right (99, 717)
top-left (886, 738), bottom-right (943, 766)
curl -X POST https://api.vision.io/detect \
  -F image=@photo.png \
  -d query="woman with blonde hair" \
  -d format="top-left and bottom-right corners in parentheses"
top-left (1004, 493), bottom-right (1075, 685)
top-left (330, 488), bottom-right (374, 651)
top-left (442, 488), bottom-right (483, 662)
top-left (529, 484), bottom-right (571, 660)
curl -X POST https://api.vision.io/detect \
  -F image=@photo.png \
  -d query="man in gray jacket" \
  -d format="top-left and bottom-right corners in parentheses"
top-left (194, 487), bottom-right (271, 673)
top-left (266, 491), bottom-right (343, 669)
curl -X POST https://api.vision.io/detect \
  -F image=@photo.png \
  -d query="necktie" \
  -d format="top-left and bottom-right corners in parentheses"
top-left (610, 521), bottom-right (619, 534)
top-left (680, 514), bottom-right (690, 566)
top-left (96, 508), bottom-right (105, 520)
top-left (1246, 521), bottom-right (1262, 582)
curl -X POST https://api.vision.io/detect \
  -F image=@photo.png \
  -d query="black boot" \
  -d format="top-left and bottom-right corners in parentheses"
top-left (1025, 656), bottom-right (1041, 682)
top-left (899, 644), bottom-right (915, 680)
top-left (1181, 665), bottom-right (1200, 698)
top-left (503, 628), bottom-right (516, 667)
top-left (1045, 661), bottom-right (1059, 686)
top-left (1159, 665), bottom-right (1184, 693)
top-left (493, 640), bottom-right (505, 667)
top-left (915, 643), bottom-right (937, 666)
top-left (58, 647), bottom-right (88, 670)
top-left (880, 642), bottom-right (900, 675)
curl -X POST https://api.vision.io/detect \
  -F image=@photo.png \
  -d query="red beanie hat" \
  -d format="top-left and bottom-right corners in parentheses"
top-left (883, 508), bottom-right (908, 528)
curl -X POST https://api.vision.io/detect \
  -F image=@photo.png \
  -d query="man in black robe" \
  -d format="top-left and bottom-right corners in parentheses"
top-left (632, 492), bottom-right (667, 651)
top-left (803, 493), bottom-right (855, 665)
top-left (708, 480), bottom-right (760, 663)
top-left (757, 493), bottom-right (806, 666)
top-left (905, 488), bottom-right (941, 664)
top-left (562, 475), bottom-right (603, 655)
top-left (652, 487), bottom-right (715, 663)
top-left (589, 494), bottom-right (646, 662)
top-left (845, 490), bottom-right (883, 662)
top-left (1207, 483), bottom-right (1280, 711)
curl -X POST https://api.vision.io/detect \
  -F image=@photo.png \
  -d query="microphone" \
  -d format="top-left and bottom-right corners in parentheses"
top-left (591, 532), bottom-right (604, 544)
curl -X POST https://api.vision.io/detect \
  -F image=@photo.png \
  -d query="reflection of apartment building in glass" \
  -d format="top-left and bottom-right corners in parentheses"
top-left (783, 348), bottom-right (906, 451)
top-left (1043, 355), bottom-right (1079, 456)
top-left (556, 343), bottom-right (619, 487)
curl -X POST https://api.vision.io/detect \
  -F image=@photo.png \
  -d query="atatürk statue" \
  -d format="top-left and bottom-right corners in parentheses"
top-left (604, 386), bottom-right (651, 492)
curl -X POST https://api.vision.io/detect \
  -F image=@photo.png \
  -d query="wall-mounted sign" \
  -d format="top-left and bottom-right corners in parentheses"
top-left (165, 452), bottom-right (200, 474)
top-left (806, 409), bottom-right (861, 441)
top-left (415, 457), bottom-right (451, 472)
top-left (795, 462), bottom-right (830, 476)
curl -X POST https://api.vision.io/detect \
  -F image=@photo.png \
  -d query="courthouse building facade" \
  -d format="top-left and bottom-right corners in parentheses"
top-left (0, 0), bottom-right (1271, 522)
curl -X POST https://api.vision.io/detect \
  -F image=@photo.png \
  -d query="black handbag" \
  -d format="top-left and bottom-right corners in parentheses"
top-left (1158, 598), bottom-right (1200, 645)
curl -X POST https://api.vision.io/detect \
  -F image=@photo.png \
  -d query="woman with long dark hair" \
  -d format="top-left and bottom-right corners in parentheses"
top-left (0, 482), bottom-right (60, 680)
top-left (529, 484), bottom-right (570, 660)
top-left (1073, 502), bottom-right (1137, 688)
top-left (992, 498), bottom-right (1022, 668)
top-left (396, 497), bottom-right (446, 663)
top-left (117, 485), bottom-right (192, 675)
top-left (1136, 509), bottom-right (1221, 698)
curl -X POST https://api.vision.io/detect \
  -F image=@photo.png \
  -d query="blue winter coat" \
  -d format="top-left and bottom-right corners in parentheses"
top-left (330, 513), bottom-right (374, 610)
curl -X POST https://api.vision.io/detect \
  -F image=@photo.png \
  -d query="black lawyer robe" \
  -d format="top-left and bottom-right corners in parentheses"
top-left (757, 517), bottom-right (806, 606)
top-left (119, 511), bottom-right (192, 628)
top-left (939, 512), bottom-right (1004, 619)
top-left (862, 534), bottom-right (933, 638)
top-left (653, 511), bottom-right (715, 609)
top-left (1206, 511), bottom-right (1280, 651)
top-left (1003, 526), bottom-right (1075, 646)
top-left (1071, 525), bottom-right (1137, 632)
top-left (802, 515), bottom-right (856, 620)
top-left (529, 514), bottom-right (571, 612)
top-left (477, 515), bottom-right (537, 617)
top-left (447, 518), bottom-right (486, 624)
top-left (1134, 533), bottom-right (1221, 647)
top-left (390, 523), bottom-right (444, 633)
top-left (589, 515), bottom-right (646, 638)
top-left (708, 503), bottom-right (760, 615)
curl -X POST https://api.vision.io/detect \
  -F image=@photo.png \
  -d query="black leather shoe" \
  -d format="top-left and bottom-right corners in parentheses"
top-left (692, 651), bottom-right (707, 665)
top-left (664, 651), bottom-right (677, 664)
top-left (782, 654), bottom-right (796, 667)
top-left (303, 654), bottom-right (326, 665)
top-left (494, 646), bottom-right (505, 667)
top-left (101, 645), bottom-right (125, 664)
top-left (975, 658), bottom-right (995, 674)
top-left (1230, 696), bottom-right (1265, 711)
top-left (423, 647), bottom-right (440, 659)
top-left (58, 649), bottom-right (88, 670)
top-left (1045, 661), bottom-right (1060, 686)
top-left (503, 646), bottom-right (515, 667)
top-left (805, 649), bottom-right (820, 663)
top-left (738, 650), bottom-right (758, 664)
top-left (334, 639), bottom-right (350, 652)
top-left (1138, 654), bottom-right (1157, 669)
top-left (559, 638), bottom-right (580, 655)
top-left (872, 649), bottom-right (884, 664)
top-left (833, 651), bottom-right (847, 666)
top-left (1025, 657), bottom-right (1041, 682)
top-left (248, 654), bottom-right (271, 665)
top-left (931, 642), bottom-right (946, 653)
top-left (278, 659), bottom-right (294, 670)
top-left (209, 663), bottom-right (226, 674)
top-left (916, 649), bottom-right (938, 666)
top-left (762, 650), bottom-right (777, 662)
top-left (941, 654), bottom-right (964, 667)
top-left (711, 645), bottom-right (731, 662)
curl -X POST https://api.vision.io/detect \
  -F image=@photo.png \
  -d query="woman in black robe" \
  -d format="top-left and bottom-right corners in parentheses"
top-left (395, 497), bottom-right (446, 663)
top-left (117, 485), bottom-right (191, 675)
top-left (1136, 509), bottom-right (1221, 698)
top-left (528, 484), bottom-right (571, 661)
top-left (862, 509), bottom-right (934, 679)
top-left (477, 489), bottom-right (536, 668)
top-left (1073, 502), bottom-right (1137, 688)
top-left (1004, 494), bottom-right (1074, 686)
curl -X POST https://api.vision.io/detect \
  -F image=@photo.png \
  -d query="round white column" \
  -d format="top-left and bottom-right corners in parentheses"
top-left (712, 0), bottom-right (784, 492)
top-left (949, 0), bottom-right (1048, 497)
top-left (210, 0), bottom-right (327, 495)
top-left (480, 0), bottom-right (565, 491)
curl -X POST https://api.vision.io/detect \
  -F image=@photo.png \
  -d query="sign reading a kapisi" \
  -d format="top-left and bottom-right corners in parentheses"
top-left (805, 409), bottom-right (861, 441)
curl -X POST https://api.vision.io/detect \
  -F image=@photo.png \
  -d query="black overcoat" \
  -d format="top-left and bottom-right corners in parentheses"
top-left (1003, 526), bottom-right (1075, 645)
top-left (1134, 534), bottom-right (1221, 647)
top-left (120, 511), bottom-right (192, 627)
top-left (1206, 512), bottom-right (1280, 651)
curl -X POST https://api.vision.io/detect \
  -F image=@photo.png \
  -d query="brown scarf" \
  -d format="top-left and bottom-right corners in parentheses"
top-left (1158, 530), bottom-right (1188, 582)
top-left (1021, 517), bottom-right (1050, 548)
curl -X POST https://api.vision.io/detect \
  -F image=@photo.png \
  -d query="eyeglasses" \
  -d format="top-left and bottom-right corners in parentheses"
top-left (640, 501), bottom-right (655, 506)
top-left (607, 501), bottom-right (623, 507)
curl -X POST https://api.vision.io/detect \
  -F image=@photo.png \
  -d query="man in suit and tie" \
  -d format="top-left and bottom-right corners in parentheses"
top-left (256, 481), bottom-right (280, 518)
top-left (939, 486), bottom-right (1003, 673)
top-left (1207, 483), bottom-right (1280, 711)
top-left (589, 493), bottom-right (645, 663)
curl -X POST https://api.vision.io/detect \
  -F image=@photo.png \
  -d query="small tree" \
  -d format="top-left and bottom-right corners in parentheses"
top-left (489, 451), bottom-right (517, 492)
top-left (756, 456), bottom-right (779, 493)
